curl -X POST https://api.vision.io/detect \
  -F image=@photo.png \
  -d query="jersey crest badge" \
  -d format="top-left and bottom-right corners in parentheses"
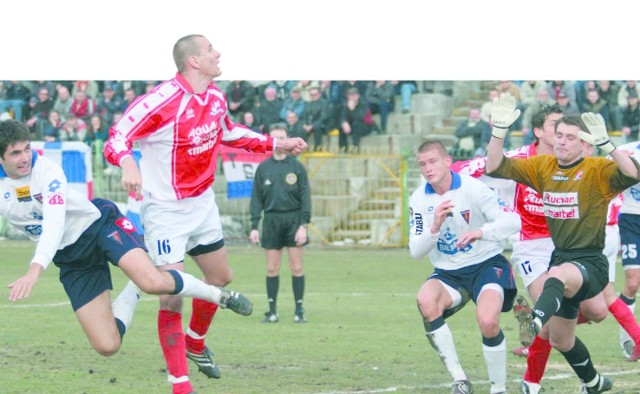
top-left (286, 173), bottom-right (297, 185)
top-left (460, 209), bottom-right (470, 224)
top-left (573, 171), bottom-right (583, 181)
top-left (107, 231), bottom-right (123, 245)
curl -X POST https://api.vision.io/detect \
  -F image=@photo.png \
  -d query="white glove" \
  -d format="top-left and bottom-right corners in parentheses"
top-left (490, 93), bottom-right (521, 139)
top-left (579, 112), bottom-right (616, 154)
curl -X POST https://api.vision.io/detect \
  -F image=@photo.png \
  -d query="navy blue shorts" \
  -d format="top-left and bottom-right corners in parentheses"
top-left (53, 198), bottom-right (147, 311)
top-left (429, 254), bottom-right (518, 313)
top-left (620, 213), bottom-right (640, 268)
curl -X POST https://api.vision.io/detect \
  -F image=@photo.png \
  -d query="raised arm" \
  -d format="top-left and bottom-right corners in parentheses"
top-left (485, 93), bottom-right (521, 174)
top-left (580, 112), bottom-right (639, 178)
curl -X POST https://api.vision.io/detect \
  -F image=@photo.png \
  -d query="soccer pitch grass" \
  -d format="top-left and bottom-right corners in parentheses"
top-left (2, 240), bottom-right (640, 394)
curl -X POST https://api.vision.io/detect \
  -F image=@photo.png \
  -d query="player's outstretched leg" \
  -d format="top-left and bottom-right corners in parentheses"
top-left (219, 289), bottom-right (253, 316)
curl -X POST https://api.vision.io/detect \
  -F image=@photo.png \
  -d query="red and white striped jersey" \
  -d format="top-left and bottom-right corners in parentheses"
top-left (105, 73), bottom-right (275, 201)
top-left (452, 144), bottom-right (550, 241)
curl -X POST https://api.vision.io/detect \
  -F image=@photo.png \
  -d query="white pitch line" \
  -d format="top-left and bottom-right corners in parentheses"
top-left (315, 369), bottom-right (640, 394)
top-left (0, 292), bottom-right (417, 308)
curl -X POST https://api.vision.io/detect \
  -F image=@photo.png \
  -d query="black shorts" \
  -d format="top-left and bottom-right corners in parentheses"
top-left (53, 198), bottom-right (147, 311)
top-left (550, 248), bottom-right (609, 319)
top-left (260, 211), bottom-right (308, 250)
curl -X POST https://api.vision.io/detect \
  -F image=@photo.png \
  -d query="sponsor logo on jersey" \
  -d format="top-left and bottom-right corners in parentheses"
top-left (552, 174), bottom-right (569, 181)
top-left (437, 235), bottom-right (457, 254)
top-left (264, 179), bottom-right (271, 185)
top-left (543, 191), bottom-right (579, 219)
top-left (437, 228), bottom-right (471, 254)
top-left (543, 192), bottom-right (577, 205)
top-left (116, 217), bottom-right (136, 233)
top-left (24, 224), bottom-right (42, 236)
top-left (33, 193), bottom-right (43, 203)
top-left (493, 267), bottom-right (503, 278)
top-left (187, 121), bottom-right (219, 156)
top-left (48, 179), bottom-right (62, 192)
top-left (414, 212), bottom-right (423, 235)
top-left (631, 187), bottom-right (640, 201)
top-left (544, 205), bottom-right (579, 219)
top-left (186, 108), bottom-right (195, 119)
top-left (285, 173), bottom-right (297, 185)
top-left (523, 189), bottom-right (542, 204)
top-left (188, 121), bottom-right (218, 145)
top-left (15, 186), bottom-right (32, 202)
top-left (48, 193), bottom-right (64, 205)
top-left (522, 188), bottom-right (544, 215)
top-left (3, 192), bottom-right (9, 200)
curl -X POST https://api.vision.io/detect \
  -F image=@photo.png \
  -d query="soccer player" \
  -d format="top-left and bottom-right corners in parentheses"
top-left (614, 140), bottom-right (640, 358)
top-left (1, 119), bottom-right (250, 359)
top-left (249, 124), bottom-right (312, 323)
top-left (453, 106), bottom-right (640, 394)
top-left (452, 104), bottom-right (563, 355)
top-left (104, 34), bottom-right (307, 394)
top-left (485, 93), bottom-right (640, 393)
top-left (409, 140), bottom-right (521, 394)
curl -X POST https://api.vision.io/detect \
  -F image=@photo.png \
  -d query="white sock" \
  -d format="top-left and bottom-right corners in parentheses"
top-left (427, 324), bottom-right (466, 381)
top-left (173, 270), bottom-right (222, 303)
top-left (483, 337), bottom-right (507, 393)
top-left (112, 280), bottom-right (141, 330)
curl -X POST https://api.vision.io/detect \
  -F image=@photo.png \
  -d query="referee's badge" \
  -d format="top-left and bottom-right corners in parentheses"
top-left (286, 173), bottom-right (297, 185)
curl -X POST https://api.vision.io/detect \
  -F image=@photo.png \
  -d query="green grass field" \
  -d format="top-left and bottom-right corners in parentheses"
top-left (1, 240), bottom-right (640, 394)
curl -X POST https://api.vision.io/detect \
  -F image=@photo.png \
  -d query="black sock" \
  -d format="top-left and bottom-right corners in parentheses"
top-left (292, 275), bottom-right (305, 313)
top-left (482, 329), bottom-right (505, 347)
top-left (620, 293), bottom-right (636, 306)
top-left (266, 275), bottom-right (279, 314)
top-left (115, 318), bottom-right (126, 340)
top-left (560, 336), bottom-right (598, 385)
top-left (534, 277), bottom-right (565, 327)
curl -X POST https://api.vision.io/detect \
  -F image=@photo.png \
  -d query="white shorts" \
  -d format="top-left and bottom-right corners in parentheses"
top-left (511, 237), bottom-right (554, 288)
top-left (141, 188), bottom-right (224, 266)
top-left (604, 224), bottom-right (620, 282)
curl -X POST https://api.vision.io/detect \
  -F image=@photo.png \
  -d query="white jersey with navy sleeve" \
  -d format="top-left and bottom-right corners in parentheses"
top-left (618, 141), bottom-right (640, 215)
top-left (0, 153), bottom-right (100, 269)
top-left (409, 172), bottom-right (520, 270)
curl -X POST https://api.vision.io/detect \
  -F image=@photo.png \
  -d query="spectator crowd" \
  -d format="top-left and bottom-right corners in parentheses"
top-left (2, 80), bottom-right (639, 153)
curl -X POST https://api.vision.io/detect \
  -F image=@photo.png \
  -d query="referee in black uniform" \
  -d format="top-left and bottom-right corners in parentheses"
top-left (249, 124), bottom-right (312, 323)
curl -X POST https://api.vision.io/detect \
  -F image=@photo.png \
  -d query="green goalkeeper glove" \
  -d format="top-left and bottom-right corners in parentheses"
top-left (490, 93), bottom-right (521, 139)
top-left (579, 112), bottom-right (616, 154)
